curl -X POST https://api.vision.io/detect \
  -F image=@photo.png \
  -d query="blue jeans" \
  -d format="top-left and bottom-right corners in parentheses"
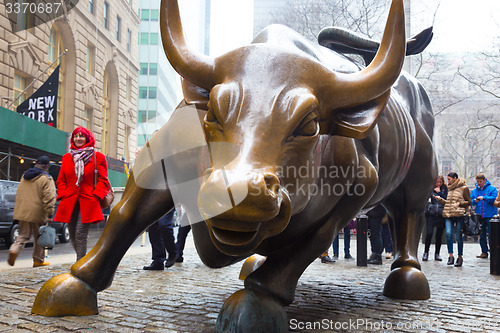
top-left (480, 218), bottom-right (491, 254)
top-left (332, 226), bottom-right (351, 256)
top-left (445, 217), bottom-right (463, 256)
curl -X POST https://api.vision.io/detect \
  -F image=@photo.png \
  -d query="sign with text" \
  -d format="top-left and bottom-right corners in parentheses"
top-left (17, 65), bottom-right (59, 128)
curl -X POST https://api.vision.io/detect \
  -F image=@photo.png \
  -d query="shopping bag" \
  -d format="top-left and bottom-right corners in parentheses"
top-left (38, 225), bottom-right (56, 249)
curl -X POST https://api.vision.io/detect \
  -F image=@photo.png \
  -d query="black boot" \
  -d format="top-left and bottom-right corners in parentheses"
top-left (165, 253), bottom-right (178, 268)
top-left (454, 256), bottom-right (463, 267)
top-left (143, 261), bottom-right (164, 270)
top-left (434, 253), bottom-right (442, 261)
top-left (422, 252), bottom-right (429, 261)
top-left (320, 255), bottom-right (335, 263)
top-left (367, 254), bottom-right (382, 265)
top-left (447, 255), bottom-right (454, 265)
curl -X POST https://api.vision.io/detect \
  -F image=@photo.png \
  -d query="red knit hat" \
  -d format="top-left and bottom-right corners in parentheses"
top-left (70, 127), bottom-right (95, 149)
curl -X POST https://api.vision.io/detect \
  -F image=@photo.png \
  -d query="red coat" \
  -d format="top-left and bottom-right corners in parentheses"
top-left (54, 152), bottom-right (110, 223)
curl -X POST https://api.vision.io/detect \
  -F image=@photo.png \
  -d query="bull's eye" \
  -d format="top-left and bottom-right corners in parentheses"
top-left (293, 113), bottom-right (319, 138)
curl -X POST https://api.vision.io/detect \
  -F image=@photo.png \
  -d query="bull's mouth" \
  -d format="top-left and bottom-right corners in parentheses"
top-left (205, 192), bottom-right (292, 256)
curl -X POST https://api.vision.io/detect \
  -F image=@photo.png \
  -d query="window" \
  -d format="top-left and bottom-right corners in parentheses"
top-left (149, 63), bottom-right (157, 75)
top-left (86, 44), bottom-right (95, 75)
top-left (116, 16), bottom-right (121, 41)
top-left (126, 76), bottom-right (132, 101)
top-left (148, 87), bottom-right (157, 99)
top-left (140, 9), bottom-right (149, 21)
top-left (149, 33), bottom-right (158, 45)
top-left (148, 111), bottom-right (157, 120)
top-left (48, 27), bottom-right (57, 62)
top-left (139, 87), bottom-right (148, 99)
top-left (150, 9), bottom-right (159, 21)
top-left (102, 71), bottom-right (111, 154)
top-left (140, 32), bottom-right (149, 45)
top-left (140, 63), bottom-right (148, 75)
top-left (83, 106), bottom-right (93, 129)
top-left (127, 29), bottom-right (132, 52)
top-left (13, 73), bottom-right (28, 108)
top-left (88, 0), bottom-right (94, 14)
top-left (103, 2), bottom-right (109, 29)
top-left (138, 110), bottom-right (147, 122)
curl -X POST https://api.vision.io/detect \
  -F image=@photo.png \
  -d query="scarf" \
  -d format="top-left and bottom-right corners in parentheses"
top-left (70, 147), bottom-right (95, 187)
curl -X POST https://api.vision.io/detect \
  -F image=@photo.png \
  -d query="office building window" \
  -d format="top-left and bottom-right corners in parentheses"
top-left (13, 73), bottom-right (28, 108)
top-left (140, 63), bottom-right (148, 75)
top-left (150, 9), bottom-right (158, 21)
top-left (149, 63), bottom-right (157, 75)
top-left (103, 2), bottom-right (109, 29)
top-left (138, 110), bottom-right (147, 122)
top-left (148, 87), bottom-right (157, 99)
top-left (83, 106), bottom-right (93, 130)
top-left (127, 29), bottom-right (132, 52)
top-left (149, 33), bottom-right (158, 45)
top-left (88, 0), bottom-right (94, 14)
top-left (86, 44), bottom-right (95, 75)
top-left (139, 87), bottom-right (148, 99)
top-left (140, 32), bottom-right (149, 45)
top-left (141, 9), bottom-right (149, 21)
top-left (116, 16), bottom-right (121, 41)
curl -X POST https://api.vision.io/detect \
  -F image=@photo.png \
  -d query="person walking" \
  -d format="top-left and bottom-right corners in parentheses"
top-left (332, 225), bottom-right (354, 260)
top-left (423, 175), bottom-right (448, 262)
top-left (143, 208), bottom-right (179, 270)
top-left (470, 173), bottom-right (498, 259)
top-left (367, 204), bottom-right (387, 265)
top-left (174, 206), bottom-right (191, 263)
top-left (54, 127), bottom-right (111, 261)
top-left (7, 156), bottom-right (56, 267)
top-left (435, 172), bottom-right (471, 267)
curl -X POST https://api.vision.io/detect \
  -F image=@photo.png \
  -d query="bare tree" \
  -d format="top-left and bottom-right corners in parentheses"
top-left (268, 0), bottom-right (390, 42)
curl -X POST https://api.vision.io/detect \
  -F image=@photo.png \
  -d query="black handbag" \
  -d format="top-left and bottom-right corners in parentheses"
top-left (463, 210), bottom-right (482, 236)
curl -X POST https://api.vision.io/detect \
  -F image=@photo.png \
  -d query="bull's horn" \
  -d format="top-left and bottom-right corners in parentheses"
top-left (160, 0), bottom-right (215, 90)
top-left (323, 0), bottom-right (406, 110)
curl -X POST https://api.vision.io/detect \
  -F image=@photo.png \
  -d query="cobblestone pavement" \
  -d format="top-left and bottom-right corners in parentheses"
top-left (0, 236), bottom-right (499, 333)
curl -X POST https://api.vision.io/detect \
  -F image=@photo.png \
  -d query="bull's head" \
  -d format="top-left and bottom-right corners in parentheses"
top-left (160, 0), bottom-right (406, 256)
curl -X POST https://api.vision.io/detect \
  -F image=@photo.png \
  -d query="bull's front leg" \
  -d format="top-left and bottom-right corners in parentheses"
top-left (32, 172), bottom-right (174, 316)
top-left (215, 168), bottom-right (378, 333)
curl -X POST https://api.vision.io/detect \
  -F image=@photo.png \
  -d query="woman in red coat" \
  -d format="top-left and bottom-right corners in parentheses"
top-left (54, 127), bottom-right (110, 261)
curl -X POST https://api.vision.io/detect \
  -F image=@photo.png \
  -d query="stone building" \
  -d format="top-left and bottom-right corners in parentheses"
top-left (0, 0), bottom-right (139, 184)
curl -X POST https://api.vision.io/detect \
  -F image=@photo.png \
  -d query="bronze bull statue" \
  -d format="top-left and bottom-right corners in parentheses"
top-left (32, 0), bottom-right (437, 331)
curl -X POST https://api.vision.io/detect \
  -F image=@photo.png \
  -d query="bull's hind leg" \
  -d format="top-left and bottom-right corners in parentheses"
top-left (32, 172), bottom-right (174, 316)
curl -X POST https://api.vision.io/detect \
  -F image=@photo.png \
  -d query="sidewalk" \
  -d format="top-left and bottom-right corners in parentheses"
top-left (0, 237), bottom-right (499, 332)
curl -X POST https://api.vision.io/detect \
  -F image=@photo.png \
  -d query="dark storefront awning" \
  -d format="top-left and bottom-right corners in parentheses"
top-left (0, 106), bottom-right (68, 181)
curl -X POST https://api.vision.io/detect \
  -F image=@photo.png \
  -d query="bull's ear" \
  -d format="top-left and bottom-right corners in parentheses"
top-left (181, 78), bottom-right (210, 110)
top-left (328, 90), bottom-right (390, 139)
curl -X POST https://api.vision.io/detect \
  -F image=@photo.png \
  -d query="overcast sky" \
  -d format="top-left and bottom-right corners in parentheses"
top-left (207, 0), bottom-right (500, 56)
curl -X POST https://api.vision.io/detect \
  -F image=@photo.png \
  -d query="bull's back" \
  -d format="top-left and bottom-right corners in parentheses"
top-left (361, 72), bottom-right (433, 205)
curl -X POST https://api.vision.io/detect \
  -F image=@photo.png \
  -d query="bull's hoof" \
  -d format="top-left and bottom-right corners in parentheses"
top-left (383, 266), bottom-right (430, 300)
top-left (215, 289), bottom-right (287, 333)
top-left (32, 273), bottom-right (98, 316)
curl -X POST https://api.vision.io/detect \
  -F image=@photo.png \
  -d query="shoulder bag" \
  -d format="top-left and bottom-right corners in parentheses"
top-left (94, 152), bottom-right (115, 210)
top-left (463, 208), bottom-right (482, 236)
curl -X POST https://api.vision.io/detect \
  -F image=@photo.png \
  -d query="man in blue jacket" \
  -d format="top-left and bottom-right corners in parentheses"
top-left (471, 174), bottom-right (498, 259)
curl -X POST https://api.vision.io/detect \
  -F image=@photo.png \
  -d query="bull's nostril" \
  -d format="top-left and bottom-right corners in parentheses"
top-left (264, 174), bottom-right (280, 194)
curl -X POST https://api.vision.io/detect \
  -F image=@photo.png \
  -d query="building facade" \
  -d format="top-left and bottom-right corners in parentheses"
top-left (0, 0), bottom-right (140, 170)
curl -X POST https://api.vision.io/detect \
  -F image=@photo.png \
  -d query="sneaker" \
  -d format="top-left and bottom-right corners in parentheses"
top-left (320, 255), bottom-right (335, 263)
top-left (345, 254), bottom-right (354, 260)
top-left (476, 253), bottom-right (488, 259)
top-left (33, 261), bottom-right (50, 267)
top-left (7, 251), bottom-right (18, 266)
top-left (454, 257), bottom-right (463, 267)
top-left (447, 256), bottom-right (454, 265)
top-left (434, 254), bottom-right (442, 261)
top-left (422, 252), bottom-right (429, 261)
